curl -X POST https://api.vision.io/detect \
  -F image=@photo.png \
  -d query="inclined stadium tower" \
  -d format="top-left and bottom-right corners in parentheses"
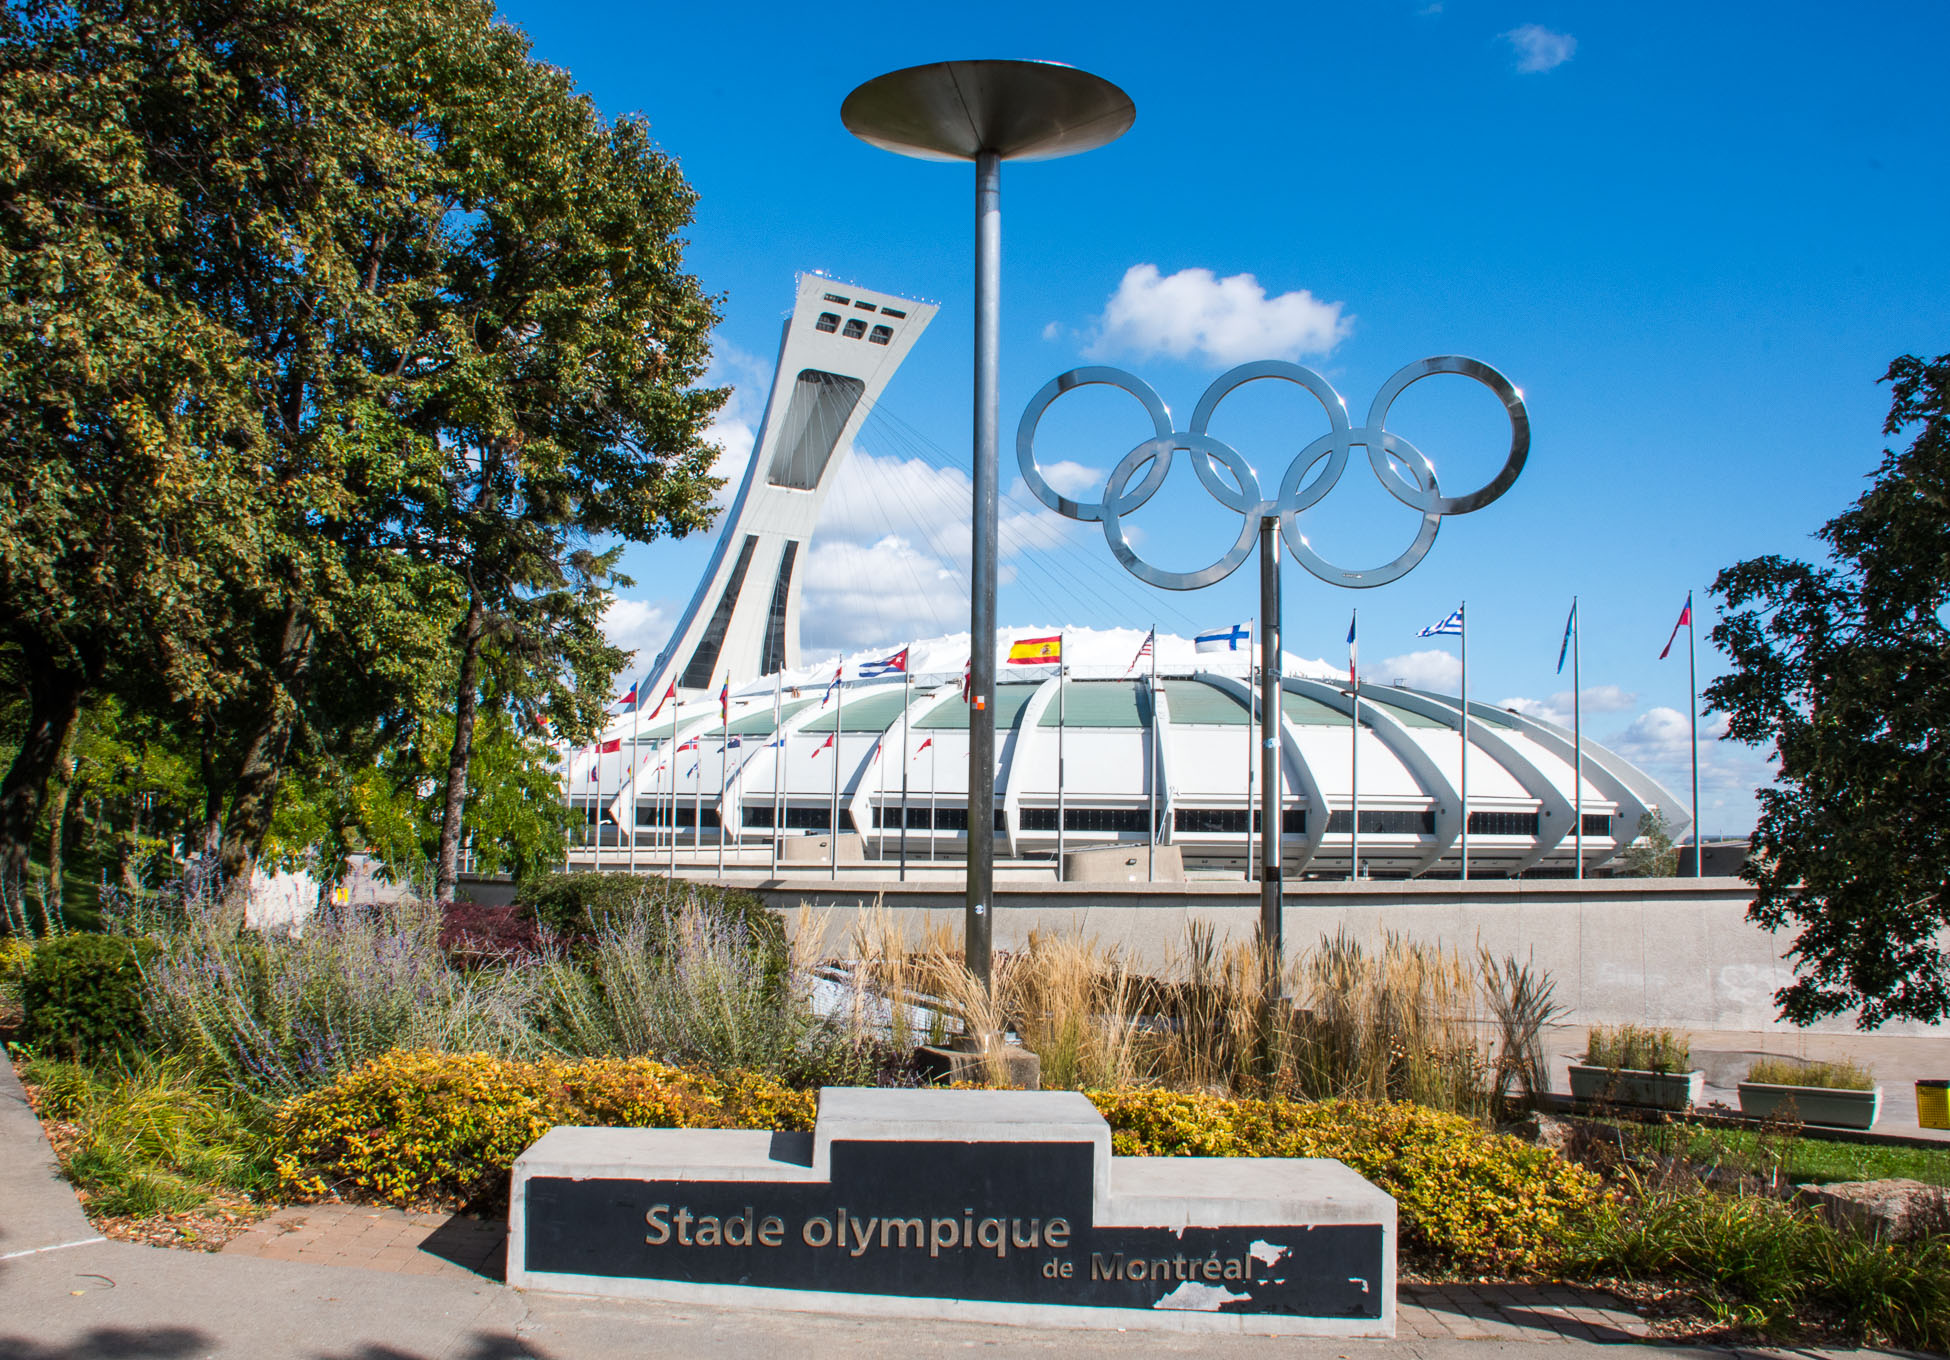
top-left (565, 275), bottom-right (1689, 879)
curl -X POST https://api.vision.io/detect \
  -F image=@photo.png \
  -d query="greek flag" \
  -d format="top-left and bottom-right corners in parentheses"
top-left (1418, 606), bottom-right (1464, 638)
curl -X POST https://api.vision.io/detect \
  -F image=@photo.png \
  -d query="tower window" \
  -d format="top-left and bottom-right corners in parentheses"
top-left (814, 312), bottom-right (840, 333)
top-left (842, 317), bottom-right (868, 339)
top-left (868, 325), bottom-right (893, 345)
top-left (881, 308), bottom-right (907, 319)
top-left (823, 293), bottom-right (850, 305)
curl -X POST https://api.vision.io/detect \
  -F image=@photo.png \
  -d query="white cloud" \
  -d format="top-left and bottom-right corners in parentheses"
top-left (699, 340), bottom-right (772, 512)
top-left (1503, 23), bottom-right (1576, 73)
top-left (601, 596), bottom-right (672, 673)
top-left (1499, 684), bottom-right (1639, 728)
top-left (799, 535), bottom-right (965, 653)
top-left (1083, 264), bottom-right (1353, 368)
top-left (1041, 320), bottom-right (1064, 342)
top-left (1040, 460), bottom-right (1106, 499)
top-left (1375, 649), bottom-right (1461, 693)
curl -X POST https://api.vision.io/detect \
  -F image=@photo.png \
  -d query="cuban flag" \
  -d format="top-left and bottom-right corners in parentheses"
top-left (820, 665), bottom-right (843, 707)
top-left (858, 648), bottom-right (909, 678)
top-left (1195, 622), bottom-right (1252, 653)
top-left (1418, 606), bottom-right (1464, 638)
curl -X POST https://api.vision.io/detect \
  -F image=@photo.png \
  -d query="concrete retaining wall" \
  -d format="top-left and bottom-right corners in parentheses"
top-left (740, 877), bottom-right (1943, 1039)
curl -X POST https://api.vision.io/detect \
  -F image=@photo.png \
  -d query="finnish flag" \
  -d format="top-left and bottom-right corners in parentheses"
top-left (1194, 622), bottom-right (1252, 653)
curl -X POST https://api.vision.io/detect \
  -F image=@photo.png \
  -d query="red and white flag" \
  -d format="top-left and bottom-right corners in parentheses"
top-left (596, 738), bottom-right (622, 754)
top-left (1124, 629), bottom-right (1155, 678)
top-left (810, 733), bottom-right (834, 758)
top-left (913, 737), bottom-right (933, 758)
top-left (960, 659), bottom-right (973, 703)
top-left (644, 681), bottom-right (677, 722)
top-left (1659, 594), bottom-right (1693, 661)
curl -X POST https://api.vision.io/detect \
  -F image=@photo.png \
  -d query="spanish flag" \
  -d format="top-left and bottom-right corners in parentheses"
top-left (1006, 635), bottom-right (1062, 665)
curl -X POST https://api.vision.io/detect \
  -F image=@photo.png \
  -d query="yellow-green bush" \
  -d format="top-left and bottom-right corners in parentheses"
top-left (273, 1050), bottom-right (815, 1208)
top-left (1089, 1089), bottom-right (1601, 1270)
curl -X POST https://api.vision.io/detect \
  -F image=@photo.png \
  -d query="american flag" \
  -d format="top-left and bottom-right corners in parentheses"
top-left (1124, 629), bottom-right (1155, 677)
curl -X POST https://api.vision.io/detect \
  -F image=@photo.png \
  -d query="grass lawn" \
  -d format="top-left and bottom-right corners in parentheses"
top-left (1629, 1119), bottom-right (1950, 1186)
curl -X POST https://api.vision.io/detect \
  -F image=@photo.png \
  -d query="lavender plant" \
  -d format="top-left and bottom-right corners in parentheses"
top-left (142, 894), bottom-right (544, 1097)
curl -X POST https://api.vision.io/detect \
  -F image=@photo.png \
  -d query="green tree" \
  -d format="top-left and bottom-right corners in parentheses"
top-left (1619, 808), bottom-right (1679, 878)
top-left (0, 0), bottom-right (723, 917)
top-left (1707, 353), bottom-right (1950, 1027)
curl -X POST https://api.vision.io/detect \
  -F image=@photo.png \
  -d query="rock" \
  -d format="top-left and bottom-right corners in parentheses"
top-left (1513, 1112), bottom-right (1578, 1155)
top-left (913, 1041), bottom-right (1041, 1090)
top-left (1794, 1178), bottom-right (1950, 1241)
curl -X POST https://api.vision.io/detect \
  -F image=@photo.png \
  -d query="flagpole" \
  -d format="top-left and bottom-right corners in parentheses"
top-left (929, 734), bottom-right (938, 864)
top-left (1245, 654), bottom-right (1255, 883)
top-left (629, 686), bottom-right (641, 875)
top-left (899, 649), bottom-right (911, 882)
top-left (1573, 597), bottom-right (1583, 881)
top-left (1687, 591), bottom-right (1700, 877)
top-left (831, 666), bottom-right (843, 881)
top-left (692, 706), bottom-right (703, 865)
top-left (1350, 608), bottom-right (1360, 882)
top-left (1148, 621), bottom-right (1157, 883)
top-left (717, 689), bottom-right (728, 880)
top-left (771, 671), bottom-right (783, 877)
top-left (668, 697), bottom-right (679, 877)
top-left (1459, 601), bottom-right (1469, 882)
top-left (1056, 635), bottom-right (1066, 882)
top-left (593, 738), bottom-right (604, 874)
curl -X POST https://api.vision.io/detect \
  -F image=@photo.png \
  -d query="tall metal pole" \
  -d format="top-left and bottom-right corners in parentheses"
top-left (899, 656), bottom-right (911, 882)
top-left (831, 671), bottom-right (845, 881)
top-left (1147, 621), bottom-right (1158, 882)
top-left (1572, 597), bottom-right (1584, 881)
top-left (965, 148), bottom-right (1001, 988)
top-left (716, 697), bottom-right (728, 879)
top-left (629, 688), bottom-right (641, 873)
top-left (1258, 518), bottom-right (1283, 992)
top-left (1245, 656), bottom-right (1255, 881)
top-left (770, 671), bottom-right (782, 877)
top-left (668, 702), bottom-right (679, 877)
top-left (1459, 601), bottom-right (1469, 881)
top-left (592, 742), bottom-right (603, 872)
top-left (1056, 642), bottom-right (1066, 881)
top-left (1688, 591), bottom-right (1700, 876)
top-left (1350, 609), bottom-right (1361, 881)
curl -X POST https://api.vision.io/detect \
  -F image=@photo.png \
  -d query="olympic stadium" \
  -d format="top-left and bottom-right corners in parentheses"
top-left (563, 275), bottom-right (1688, 881)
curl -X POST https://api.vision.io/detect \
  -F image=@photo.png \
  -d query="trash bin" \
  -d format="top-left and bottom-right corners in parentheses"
top-left (1918, 1079), bottom-right (1950, 1130)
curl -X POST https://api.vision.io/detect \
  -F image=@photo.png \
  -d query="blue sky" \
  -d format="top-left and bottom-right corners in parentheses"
top-left (497, 1), bottom-right (1949, 837)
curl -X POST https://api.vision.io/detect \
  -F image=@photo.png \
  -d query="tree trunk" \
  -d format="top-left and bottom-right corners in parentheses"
top-left (40, 710), bottom-right (86, 918)
top-left (0, 655), bottom-right (88, 893)
top-left (435, 594), bottom-right (487, 903)
top-left (215, 601), bottom-right (315, 928)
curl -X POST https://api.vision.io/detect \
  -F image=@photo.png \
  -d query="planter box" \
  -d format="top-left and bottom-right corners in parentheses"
top-left (1568, 1063), bottom-right (1703, 1111)
top-left (1736, 1082), bottom-right (1881, 1130)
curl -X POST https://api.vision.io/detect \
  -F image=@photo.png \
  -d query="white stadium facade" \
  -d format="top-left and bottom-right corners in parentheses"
top-left (564, 276), bottom-right (1688, 880)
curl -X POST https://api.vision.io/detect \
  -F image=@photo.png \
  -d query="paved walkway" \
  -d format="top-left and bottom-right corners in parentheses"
top-left (0, 1056), bottom-right (1925, 1360)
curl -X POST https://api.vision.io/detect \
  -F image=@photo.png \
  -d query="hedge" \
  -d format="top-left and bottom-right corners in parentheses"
top-left (20, 933), bottom-right (160, 1062)
top-left (512, 873), bottom-right (786, 962)
top-left (272, 1050), bottom-right (815, 1207)
top-left (1087, 1088), bottom-right (1603, 1270)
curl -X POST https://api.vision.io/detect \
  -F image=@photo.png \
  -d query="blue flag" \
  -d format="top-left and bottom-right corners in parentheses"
top-left (1418, 606), bottom-right (1464, 638)
top-left (1556, 602), bottom-right (1577, 675)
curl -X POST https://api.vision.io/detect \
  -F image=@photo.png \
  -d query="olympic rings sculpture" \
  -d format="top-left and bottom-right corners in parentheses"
top-left (1015, 356), bottom-right (1530, 591)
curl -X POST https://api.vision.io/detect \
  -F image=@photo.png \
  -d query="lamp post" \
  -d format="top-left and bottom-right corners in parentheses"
top-left (842, 61), bottom-right (1134, 991)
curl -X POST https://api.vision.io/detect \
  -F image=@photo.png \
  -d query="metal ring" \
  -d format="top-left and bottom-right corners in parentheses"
top-left (1099, 433), bottom-right (1262, 590)
top-left (1016, 366), bottom-right (1173, 523)
top-left (1013, 354), bottom-right (1527, 591)
top-left (1363, 356), bottom-right (1529, 516)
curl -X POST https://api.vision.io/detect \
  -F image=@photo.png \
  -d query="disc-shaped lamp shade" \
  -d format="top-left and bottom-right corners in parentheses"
top-left (841, 60), bottom-right (1134, 163)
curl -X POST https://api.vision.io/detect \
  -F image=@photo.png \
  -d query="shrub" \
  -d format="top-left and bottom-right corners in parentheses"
top-left (515, 873), bottom-right (785, 962)
top-left (143, 897), bottom-right (542, 1097)
top-left (1566, 1175), bottom-right (1950, 1351)
top-left (539, 900), bottom-right (877, 1086)
top-left (272, 1049), bottom-right (816, 1208)
top-left (1088, 1088), bottom-right (1602, 1270)
top-left (438, 900), bottom-right (548, 967)
top-left (1744, 1056), bottom-right (1875, 1090)
top-left (1584, 1024), bottom-right (1690, 1073)
top-left (21, 933), bottom-right (159, 1061)
top-left (22, 1053), bottom-right (275, 1217)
